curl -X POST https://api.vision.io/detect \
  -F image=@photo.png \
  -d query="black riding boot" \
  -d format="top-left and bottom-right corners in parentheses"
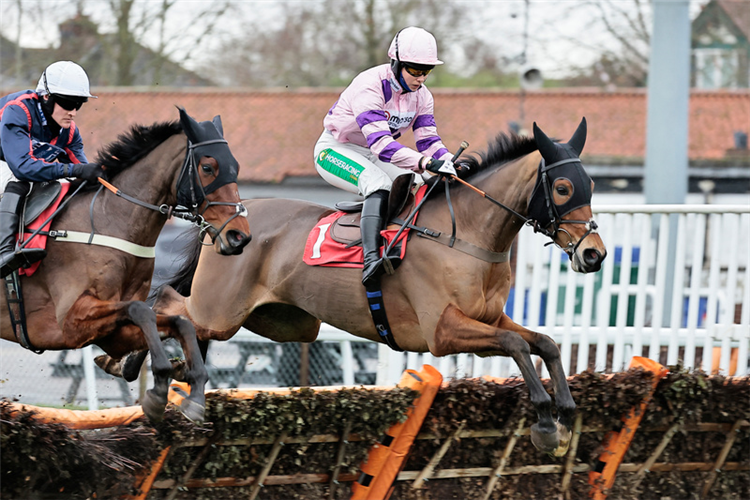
top-left (0, 187), bottom-right (47, 279)
top-left (361, 189), bottom-right (389, 287)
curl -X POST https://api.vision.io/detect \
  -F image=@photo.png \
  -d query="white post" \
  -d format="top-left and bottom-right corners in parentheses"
top-left (82, 345), bottom-right (99, 410)
top-left (375, 343), bottom-right (391, 385)
top-left (340, 341), bottom-right (354, 385)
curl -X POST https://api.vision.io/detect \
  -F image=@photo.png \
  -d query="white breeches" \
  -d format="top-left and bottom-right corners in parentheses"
top-left (313, 130), bottom-right (421, 198)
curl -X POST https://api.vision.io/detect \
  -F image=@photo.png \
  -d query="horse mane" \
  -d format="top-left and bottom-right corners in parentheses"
top-left (459, 132), bottom-right (538, 179)
top-left (95, 120), bottom-right (183, 178)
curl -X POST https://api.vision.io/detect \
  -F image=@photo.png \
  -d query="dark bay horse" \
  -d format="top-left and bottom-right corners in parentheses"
top-left (149, 118), bottom-right (606, 454)
top-left (0, 108), bottom-right (251, 423)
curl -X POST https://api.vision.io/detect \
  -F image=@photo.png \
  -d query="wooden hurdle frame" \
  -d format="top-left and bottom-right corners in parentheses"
top-left (6, 361), bottom-right (749, 500)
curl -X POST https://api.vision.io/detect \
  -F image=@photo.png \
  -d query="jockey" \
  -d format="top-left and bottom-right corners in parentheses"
top-left (0, 60), bottom-right (105, 278)
top-left (314, 26), bottom-right (456, 287)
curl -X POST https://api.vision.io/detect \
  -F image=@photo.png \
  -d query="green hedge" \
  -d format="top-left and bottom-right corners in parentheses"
top-left (1, 368), bottom-right (748, 500)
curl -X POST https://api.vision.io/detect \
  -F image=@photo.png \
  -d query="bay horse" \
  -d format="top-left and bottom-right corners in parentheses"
top-left (142, 118), bottom-right (606, 454)
top-left (0, 107), bottom-right (251, 423)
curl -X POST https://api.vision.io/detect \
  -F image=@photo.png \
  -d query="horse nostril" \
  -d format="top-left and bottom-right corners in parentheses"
top-left (583, 248), bottom-right (601, 265)
top-left (227, 230), bottom-right (252, 248)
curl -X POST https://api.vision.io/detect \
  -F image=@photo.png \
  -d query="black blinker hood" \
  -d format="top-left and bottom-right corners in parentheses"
top-left (175, 107), bottom-right (239, 208)
top-left (527, 118), bottom-right (592, 229)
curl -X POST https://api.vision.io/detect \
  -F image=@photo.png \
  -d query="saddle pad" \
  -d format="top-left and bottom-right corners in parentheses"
top-left (303, 185), bottom-right (427, 268)
top-left (18, 182), bottom-right (71, 277)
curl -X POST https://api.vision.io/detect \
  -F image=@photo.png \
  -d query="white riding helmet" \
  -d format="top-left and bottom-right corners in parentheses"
top-left (387, 27), bottom-right (443, 66)
top-left (35, 61), bottom-right (97, 99)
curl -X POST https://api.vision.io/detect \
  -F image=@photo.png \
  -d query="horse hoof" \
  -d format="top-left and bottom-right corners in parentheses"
top-left (530, 422), bottom-right (559, 454)
top-left (94, 354), bottom-right (122, 378)
top-left (141, 390), bottom-right (167, 423)
top-left (179, 399), bottom-right (205, 424)
top-left (551, 421), bottom-right (572, 457)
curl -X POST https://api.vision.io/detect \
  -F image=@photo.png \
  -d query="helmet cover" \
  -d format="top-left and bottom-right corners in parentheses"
top-left (387, 27), bottom-right (443, 66)
top-left (36, 61), bottom-right (97, 99)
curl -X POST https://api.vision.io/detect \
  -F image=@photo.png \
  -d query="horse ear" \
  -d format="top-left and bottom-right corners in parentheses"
top-left (533, 122), bottom-right (557, 160)
top-left (178, 106), bottom-right (200, 143)
top-left (212, 115), bottom-right (224, 137)
top-left (568, 117), bottom-right (587, 156)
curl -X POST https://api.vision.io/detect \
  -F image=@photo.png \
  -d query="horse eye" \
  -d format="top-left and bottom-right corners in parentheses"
top-left (556, 186), bottom-right (569, 196)
top-left (201, 164), bottom-right (215, 175)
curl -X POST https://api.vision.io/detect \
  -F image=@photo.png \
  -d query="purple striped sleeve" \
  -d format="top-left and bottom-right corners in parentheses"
top-left (366, 130), bottom-right (392, 148)
top-left (416, 136), bottom-right (442, 152)
top-left (356, 110), bottom-right (387, 128)
top-left (381, 79), bottom-right (393, 103)
top-left (327, 100), bottom-right (339, 115)
top-left (378, 141), bottom-right (405, 163)
top-left (412, 114), bottom-right (436, 130)
top-left (433, 147), bottom-right (449, 159)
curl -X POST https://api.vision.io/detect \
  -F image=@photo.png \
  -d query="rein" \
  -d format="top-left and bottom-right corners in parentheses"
top-left (447, 157), bottom-right (599, 256)
top-left (97, 137), bottom-right (247, 245)
top-left (19, 137), bottom-right (247, 257)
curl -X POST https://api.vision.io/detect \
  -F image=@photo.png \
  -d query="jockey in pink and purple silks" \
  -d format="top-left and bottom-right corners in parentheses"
top-left (314, 26), bottom-right (457, 288)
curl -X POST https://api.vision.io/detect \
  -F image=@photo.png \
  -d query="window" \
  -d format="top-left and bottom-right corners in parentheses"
top-left (694, 48), bottom-right (740, 88)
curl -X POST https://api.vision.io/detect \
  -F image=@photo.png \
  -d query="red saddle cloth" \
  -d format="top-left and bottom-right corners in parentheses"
top-left (17, 182), bottom-right (71, 277)
top-left (303, 185), bottom-right (427, 268)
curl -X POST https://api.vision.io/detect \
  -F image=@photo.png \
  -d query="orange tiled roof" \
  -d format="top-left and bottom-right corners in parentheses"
top-left (7, 87), bottom-right (747, 183)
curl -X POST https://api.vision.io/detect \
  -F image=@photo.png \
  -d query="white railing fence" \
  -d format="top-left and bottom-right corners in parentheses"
top-left (375, 204), bottom-right (749, 384)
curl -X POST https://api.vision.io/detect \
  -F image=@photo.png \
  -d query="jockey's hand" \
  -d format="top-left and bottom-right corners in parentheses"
top-left (72, 163), bottom-right (105, 183)
top-left (425, 158), bottom-right (457, 177)
top-left (455, 161), bottom-right (471, 178)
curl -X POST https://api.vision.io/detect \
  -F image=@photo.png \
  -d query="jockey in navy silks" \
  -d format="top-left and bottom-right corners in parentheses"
top-left (0, 61), bottom-right (105, 278)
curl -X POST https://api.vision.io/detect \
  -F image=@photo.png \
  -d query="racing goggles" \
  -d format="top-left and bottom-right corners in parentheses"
top-left (403, 64), bottom-right (433, 78)
top-left (54, 95), bottom-right (86, 111)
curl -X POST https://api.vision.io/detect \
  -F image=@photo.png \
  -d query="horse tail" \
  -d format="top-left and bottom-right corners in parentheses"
top-left (153, 227), bottom-right (203, 299)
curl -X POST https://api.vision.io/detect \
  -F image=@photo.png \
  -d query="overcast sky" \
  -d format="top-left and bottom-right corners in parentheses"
top-left (1, 0), bottom-right (712, 80)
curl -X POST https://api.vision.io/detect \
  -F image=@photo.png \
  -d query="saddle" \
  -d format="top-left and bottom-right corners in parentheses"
top-left (23, 181), bottom-right (63, 226)
top-left (17, 181), bottom-right (71, 276)
top-left (329, 173), bottom-right (416, 245)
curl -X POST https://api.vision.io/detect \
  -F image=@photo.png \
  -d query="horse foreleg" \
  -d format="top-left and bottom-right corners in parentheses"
top-left (123, 302), bottom-right (173, 423)
top-left (65, 296), bottom-right (173, 423)
top-left (157, 314), bottom-right (207, 423)
top-left (497, 314), bottom-right (575, 456)
top-left (432, 305), bottom-right (559, 454)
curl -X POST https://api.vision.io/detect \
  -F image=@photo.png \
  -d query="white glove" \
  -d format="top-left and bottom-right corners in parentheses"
top-left (425, 158), bottom-right (457, 176)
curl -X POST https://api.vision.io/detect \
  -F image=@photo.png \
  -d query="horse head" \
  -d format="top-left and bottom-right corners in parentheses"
top-left (528, 118), bottom-right (606, 273)
top-left (177, 107), bottom-right (251, 255)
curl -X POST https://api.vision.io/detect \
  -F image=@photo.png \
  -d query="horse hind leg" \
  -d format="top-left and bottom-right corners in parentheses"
top-left (94, 349), bottom-right (149, 381)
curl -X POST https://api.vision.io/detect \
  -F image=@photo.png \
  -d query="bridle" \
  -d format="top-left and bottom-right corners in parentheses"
top-left (95, 137), bottom-right (247, 244)
top-left (426, 156), bottom-right (599, 258)
top-left (174, 137), bottom-right (247, 244)
top-left (527, 157), bottom-right (599, 256)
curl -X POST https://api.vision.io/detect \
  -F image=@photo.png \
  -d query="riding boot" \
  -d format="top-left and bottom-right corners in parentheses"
top-left (361, 189), bottom-right (389, 287)
top-left (0, 189), bottom-right (47, 279)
